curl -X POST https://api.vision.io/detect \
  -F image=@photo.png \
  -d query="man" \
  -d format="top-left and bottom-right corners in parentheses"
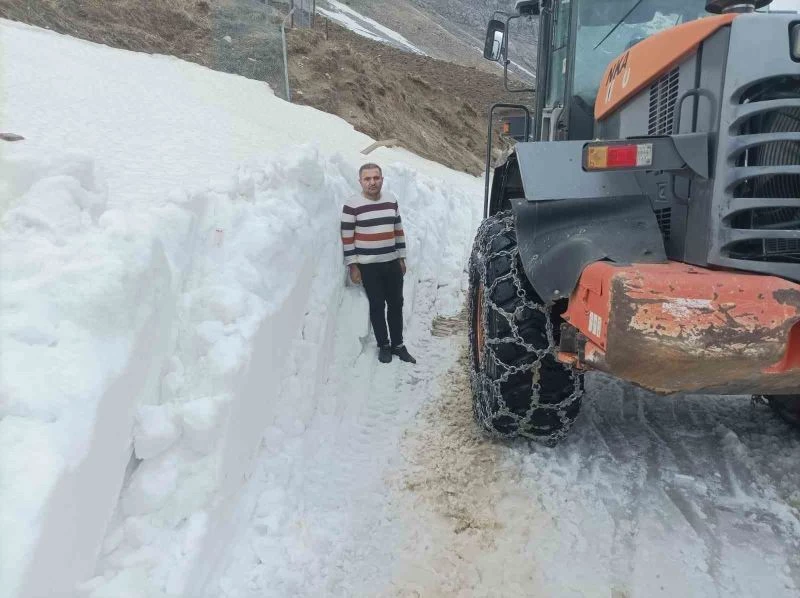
top-left (341, 163), bottom-right (416, 364)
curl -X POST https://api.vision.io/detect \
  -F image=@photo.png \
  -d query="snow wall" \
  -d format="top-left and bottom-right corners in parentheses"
top-left (0, 144), bottom-right (479, 598)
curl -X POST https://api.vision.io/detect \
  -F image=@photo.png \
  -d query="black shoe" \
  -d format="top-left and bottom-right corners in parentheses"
top-left (378, 345), bottom-right (393, 363)
top-left (392, 344), bottom-right (416, 364)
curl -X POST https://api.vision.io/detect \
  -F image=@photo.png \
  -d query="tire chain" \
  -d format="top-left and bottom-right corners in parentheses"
top-left (469, 211), bottom-right (584, 446)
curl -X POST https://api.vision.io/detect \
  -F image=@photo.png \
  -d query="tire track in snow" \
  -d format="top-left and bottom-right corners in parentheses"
top-left (207, 276), bottom-right (463, 598)
top-left (387, 324), bottom-right (551, 598)
top-left (207, 292), bottom-right (800, 597)
top-left (635, 393), bottom-right (725, 590)
top-left (388, 349), bottom-right (800, 598)
top-left (579, 389), bottom-right (655, 595)
top-left (569, 376), bottom-right (800, 597)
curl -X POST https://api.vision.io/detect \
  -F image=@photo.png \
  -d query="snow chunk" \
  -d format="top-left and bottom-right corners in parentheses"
top-left (181, 395), bottom-right (231, 454)
top-left (134, 406), bottom-right (181, 460)
top-left (122, 456), bottom-right (180, 517)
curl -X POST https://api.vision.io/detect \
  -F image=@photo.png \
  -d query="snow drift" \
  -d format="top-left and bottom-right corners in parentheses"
top-left (0, 19), bottom-right (481, 598)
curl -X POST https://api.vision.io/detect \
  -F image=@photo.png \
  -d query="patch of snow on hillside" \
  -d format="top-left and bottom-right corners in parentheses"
top-left (319, 0), bottom-right (427, 55)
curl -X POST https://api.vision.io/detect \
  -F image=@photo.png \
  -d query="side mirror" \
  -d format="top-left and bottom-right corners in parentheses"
top-left (484, 19), bottom-right (506, 61)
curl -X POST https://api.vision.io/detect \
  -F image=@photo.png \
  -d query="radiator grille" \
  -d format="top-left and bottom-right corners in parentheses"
top-left (655, 208), bottom-right (672, 241)
top-left (722, 76), bottom-right (800, 266)
top-left (766, 238), bottom-right (800, 256)
top-left (648, 68), bottom-right (680, 135)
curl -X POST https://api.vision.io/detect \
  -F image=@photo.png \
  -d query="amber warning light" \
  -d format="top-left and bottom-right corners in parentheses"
top-left (583, 142), bottom-right (653, 171)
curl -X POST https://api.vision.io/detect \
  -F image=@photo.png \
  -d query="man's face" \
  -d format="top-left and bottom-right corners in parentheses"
top-left (359, 168), bottom-right (383, 198)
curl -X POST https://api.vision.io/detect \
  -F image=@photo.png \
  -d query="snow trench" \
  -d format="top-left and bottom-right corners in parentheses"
top-left (0, 143), bottom-right (479, 598)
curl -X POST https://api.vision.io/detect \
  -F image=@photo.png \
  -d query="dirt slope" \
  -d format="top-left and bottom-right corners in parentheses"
top-left (0, 1), bottom-right (292, 91)
top-left (0, 0), bottom-right (213, 61)
top-left (330, 0), bottom-right (539, 83)
top-left (288, 19), bottom-right (527, 175)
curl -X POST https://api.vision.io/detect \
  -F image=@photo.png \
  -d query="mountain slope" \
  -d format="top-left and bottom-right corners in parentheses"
top-left (288, 18), bottom-right (525, 175)
top-left (320, 0), bottom-right (539, 82)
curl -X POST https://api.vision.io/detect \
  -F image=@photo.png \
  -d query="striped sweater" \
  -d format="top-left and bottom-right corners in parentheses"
top-left (341, 193), bottom-right (407, 265)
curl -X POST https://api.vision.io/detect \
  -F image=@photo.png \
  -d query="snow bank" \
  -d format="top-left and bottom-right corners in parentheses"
top-left (84, 147), bottom-right (477, 598)
top-left (0, 19), bottom-right (481, 597)
top-left (1, 140), bottom-right (478, 598)
top-left (0, 145), bottom-right (186, 597)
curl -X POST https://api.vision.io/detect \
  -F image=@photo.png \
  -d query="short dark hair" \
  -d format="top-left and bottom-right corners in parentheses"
top-left (359, 163), bottom-right (382, 178)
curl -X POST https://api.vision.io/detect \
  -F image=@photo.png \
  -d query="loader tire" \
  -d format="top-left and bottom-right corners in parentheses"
top-left (468, 211), bottom-right (583, 446)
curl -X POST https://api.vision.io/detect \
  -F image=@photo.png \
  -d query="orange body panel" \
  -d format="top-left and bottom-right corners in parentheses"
top-left (595, 14), bottom-right (737, 121)
top-left (561, 261), bottom-right (800, 394)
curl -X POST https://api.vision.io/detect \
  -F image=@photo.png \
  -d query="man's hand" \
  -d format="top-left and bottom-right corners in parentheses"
top-left (399, 259), bottom-right (406, 275)
top-left (349, 263), bottom-right (362, 284)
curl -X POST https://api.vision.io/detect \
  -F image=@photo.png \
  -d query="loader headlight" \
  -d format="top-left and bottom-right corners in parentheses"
top-left (791, 23), bottom-right (800, 62)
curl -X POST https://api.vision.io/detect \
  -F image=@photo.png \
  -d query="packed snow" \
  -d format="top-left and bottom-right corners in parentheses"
top-left (2, 10), bottom-right (800, 598)
top-left (768, 0), bottom-right (800, 11)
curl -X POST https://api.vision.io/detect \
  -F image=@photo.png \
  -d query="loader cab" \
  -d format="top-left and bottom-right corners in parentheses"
top-left (487, 0), bottom-right (711, 142)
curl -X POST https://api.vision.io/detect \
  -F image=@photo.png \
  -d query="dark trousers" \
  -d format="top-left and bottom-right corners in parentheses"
top-left (359, 259), bottom-right (404, 348)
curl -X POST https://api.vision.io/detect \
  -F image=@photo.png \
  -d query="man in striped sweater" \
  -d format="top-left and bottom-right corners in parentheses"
top-left (341, 163), bottom-right (416, 364)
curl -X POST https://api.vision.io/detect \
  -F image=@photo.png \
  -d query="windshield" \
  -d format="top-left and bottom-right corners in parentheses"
top-left (573, 0), bottom-right (709, 107)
